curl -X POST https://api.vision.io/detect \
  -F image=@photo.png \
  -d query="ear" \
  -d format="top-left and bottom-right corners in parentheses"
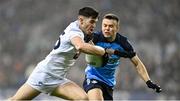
top-left (78, 16), bottom-right (84, 24)
top-left (117, 25), bottom-right (120, 31)
top-left (117, 22), bottom-right (120, 31)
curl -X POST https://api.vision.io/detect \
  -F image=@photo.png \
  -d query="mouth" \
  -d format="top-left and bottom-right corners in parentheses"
top-left (104, 32), bottom-right (110, 35)
top-left (89, 29), bottom-right (93, 33)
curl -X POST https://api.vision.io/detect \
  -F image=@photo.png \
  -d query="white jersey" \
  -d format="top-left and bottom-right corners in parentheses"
top-left (31, 20), bottom-right (84, 79)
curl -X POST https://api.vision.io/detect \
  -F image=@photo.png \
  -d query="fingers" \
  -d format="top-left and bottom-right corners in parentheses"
top-left (155, 86), bottom-right (162, 93)
top-left (146, 80), bottom-right (162, 93)
top-left (105, 48), bottom-right (115, 55)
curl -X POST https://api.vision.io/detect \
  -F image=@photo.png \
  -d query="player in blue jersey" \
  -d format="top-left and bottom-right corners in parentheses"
top-left (9, 7), bottom-right (112, 100)
top-left (83, 13), bottom-right (162, 100)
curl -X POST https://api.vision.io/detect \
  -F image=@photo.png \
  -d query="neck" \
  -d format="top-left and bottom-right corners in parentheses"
top-left (106, 35), bottom-right (116, 42)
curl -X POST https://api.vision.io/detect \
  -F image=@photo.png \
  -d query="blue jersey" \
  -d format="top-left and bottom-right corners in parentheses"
top-left (85, 31), bottom-right (135, 87)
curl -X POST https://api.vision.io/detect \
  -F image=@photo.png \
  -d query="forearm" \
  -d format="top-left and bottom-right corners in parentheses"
top-left (131, 55), bottom-right (150, 82)
top-left (136, 61), bottom-right (150, 82)
top-left (79, 43), bottom-right (105, 56)
top-left (131, 55), bottom-right (162, 93)
top-left (71, 36), bottom-right (105, 56)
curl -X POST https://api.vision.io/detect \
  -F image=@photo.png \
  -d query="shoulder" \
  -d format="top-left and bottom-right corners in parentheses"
top-left (92, 31), bottom-right (105, 43)
top-left (116, 33), bottom-right (134, 52)
top-left (64, 20), bottom-right (84, 38)
top-left (93, 31), bottom-right (103, 37)
top-left (116, 33), bottom-right (128, 42)
top-left (68, 21), bottom-right (82, 32)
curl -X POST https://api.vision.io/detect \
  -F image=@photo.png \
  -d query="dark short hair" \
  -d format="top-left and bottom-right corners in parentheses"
top-left (78, 7), bottom-right (99, 19)
top-left (103, 13), bottom-right (119, 23)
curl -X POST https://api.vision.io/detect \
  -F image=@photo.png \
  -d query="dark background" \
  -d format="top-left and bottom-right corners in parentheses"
top-left (0, 0), bottom-right (179, 100)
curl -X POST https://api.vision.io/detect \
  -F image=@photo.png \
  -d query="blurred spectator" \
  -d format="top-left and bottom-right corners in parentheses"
top-left (0, 0), bottom-right (179, 100)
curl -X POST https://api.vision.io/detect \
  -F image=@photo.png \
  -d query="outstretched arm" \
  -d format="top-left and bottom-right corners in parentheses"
top-left (130, 55), bottom-right (162, 93)
top-left (71, 36), bottom-right (105, 56)
top-left (130, 55), bottom-right (150, 82)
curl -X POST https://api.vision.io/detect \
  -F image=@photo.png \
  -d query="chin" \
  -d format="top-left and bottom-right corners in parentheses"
top-left (104, 35), bottom-right (111, 38)
top-left (103, 34), bottom-right (109, 37)
top-left (87, 32), bottom-right (92, 35)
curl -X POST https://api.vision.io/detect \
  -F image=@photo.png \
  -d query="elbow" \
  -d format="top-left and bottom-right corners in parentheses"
top-left (75, 44), bottom-right (84, 51)
top-left (131, 55), bottom-right (139, 65)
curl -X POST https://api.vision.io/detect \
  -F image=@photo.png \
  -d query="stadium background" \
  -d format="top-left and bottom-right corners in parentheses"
top-left (0, 0), bottom-right (179, 100)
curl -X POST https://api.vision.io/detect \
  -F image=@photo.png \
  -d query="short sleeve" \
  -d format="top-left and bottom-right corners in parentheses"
top-left (122, 39), bottom-right (135, 52)
top-left (68, 29), bottom-right (84, 40)
top-left (118, 34), bottom-right (135, 52)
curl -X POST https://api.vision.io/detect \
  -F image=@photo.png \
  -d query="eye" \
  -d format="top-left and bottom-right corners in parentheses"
top-left (90, 20), bottom-right (95, 24)
top-left (109, 25), bottom-right (113, 28)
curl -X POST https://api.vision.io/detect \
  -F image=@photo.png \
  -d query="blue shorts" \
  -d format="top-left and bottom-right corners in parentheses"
top-left (83, 78), bottom-right (113, 100)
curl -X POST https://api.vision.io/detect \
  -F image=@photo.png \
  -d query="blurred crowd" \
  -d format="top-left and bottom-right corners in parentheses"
top-left (0, 0), bottom-right (179, 100)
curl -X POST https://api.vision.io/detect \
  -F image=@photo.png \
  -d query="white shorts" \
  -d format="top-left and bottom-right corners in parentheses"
top-left (26, 67), bottom-right (71, 95)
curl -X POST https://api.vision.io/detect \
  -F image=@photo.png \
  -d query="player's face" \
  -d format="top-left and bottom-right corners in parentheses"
top-left (102, 19), bottom-right (119, 40)
top-left (80, 17), bottom-right (98, 35)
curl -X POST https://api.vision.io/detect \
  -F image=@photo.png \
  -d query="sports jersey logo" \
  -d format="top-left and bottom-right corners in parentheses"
top-left (38, 81), bottom-right (43, 86)
top-left (86, 79), bottom-right (98, 85)
top-left (91, 80), bottom-right (98, 84)
top-left (108, 58), bottom-right (119, 64)
top-left (87, 79), bottom-right (90, 85)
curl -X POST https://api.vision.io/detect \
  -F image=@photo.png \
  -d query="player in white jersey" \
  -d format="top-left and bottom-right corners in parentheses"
top-left (9, 7), bottom-right (108, 100)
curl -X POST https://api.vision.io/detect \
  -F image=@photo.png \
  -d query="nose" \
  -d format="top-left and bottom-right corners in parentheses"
top-left (105, 26), bottom-right (110, 31)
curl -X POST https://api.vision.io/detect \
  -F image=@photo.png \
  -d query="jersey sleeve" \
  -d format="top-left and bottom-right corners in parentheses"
top-left (119, 34), bottom-right (135, 52)
top-left (92, 32), bottom-right (103, 44)
top-left (68, 29), bottom-right (84, 40)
